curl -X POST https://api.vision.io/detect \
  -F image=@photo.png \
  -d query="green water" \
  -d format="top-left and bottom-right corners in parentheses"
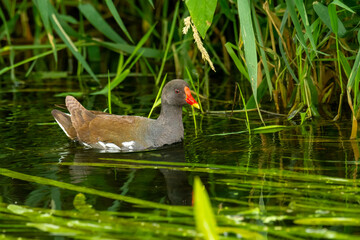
top-left (0, 79), bottom-right (360, 239)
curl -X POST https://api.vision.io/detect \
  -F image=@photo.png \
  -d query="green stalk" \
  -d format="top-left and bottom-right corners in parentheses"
top-left (237, 83), bottom-right (250, 134)
top-left (108, 70), bottom-right (112, 114)
top-left (148, 74), bottom-right (167, 118)
top-left (0, 46), bottom-right (66, 76)
top-left (155, 1), bottom-right (179, 85)
top-left (328, 4), bottom-right (343, 121)
top-left (0, 7), bottom-right (15, 82)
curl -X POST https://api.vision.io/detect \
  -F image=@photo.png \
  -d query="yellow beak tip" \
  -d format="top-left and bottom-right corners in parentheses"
top-left (192, 103), bottom-right (200, 109)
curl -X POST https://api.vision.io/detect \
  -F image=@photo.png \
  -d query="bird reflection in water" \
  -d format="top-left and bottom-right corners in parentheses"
top-left (58, 143), bottom-right (192, 207)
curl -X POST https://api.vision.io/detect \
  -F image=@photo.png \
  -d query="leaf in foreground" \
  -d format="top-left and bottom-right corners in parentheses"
top-left (193, 176), bottom-right (218, 240)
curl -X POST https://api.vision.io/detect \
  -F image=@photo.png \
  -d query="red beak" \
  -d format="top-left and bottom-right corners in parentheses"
top-left (184, 87), bottom-right (200, 109)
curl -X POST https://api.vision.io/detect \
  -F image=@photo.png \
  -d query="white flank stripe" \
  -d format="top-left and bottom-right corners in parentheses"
top-left (122, 141), bottom-right (135, 150)
top-left (105, 143), bottom-right (121, 150)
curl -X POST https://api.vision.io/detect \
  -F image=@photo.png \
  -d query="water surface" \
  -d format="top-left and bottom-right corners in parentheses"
top-left (1, 79), bottom-right (359, 239)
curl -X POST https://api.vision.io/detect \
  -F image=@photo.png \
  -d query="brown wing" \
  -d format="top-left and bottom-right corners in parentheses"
top-left (88, 115), bottom-right (152, 149)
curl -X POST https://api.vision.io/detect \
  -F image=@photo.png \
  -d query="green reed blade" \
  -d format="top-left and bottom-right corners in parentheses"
top-left (147, 0), bottom-right (154, 8)
top-left (237, 82), bottom-right (250, 133)
top-left (279, 9), bottom-right (299, 83)
top-left (96, 41), bottom-right (162, 58)
top-left (148, 74), bottom-right (167, 118)
top-left (193, 176), bottom-right (219, 240)
top-left (237, 0), bottom-right (257, 94)
top-left (347, 28), bottom-right (360, 90)
top-left (0, 46), bottom-right (66, 76)
top-left (0, 168), bottom-right (192, 215)
top-left (331, 0), bottom-right (355, 13)
top-left (107, 71), bottom-right (112, 114)
top-left (294, 217), bottom-right (360, 226)
top-left (339, 51), bottom-right (351, 79)
top-left (294, 0), bottom-right (317, 54)
top-left (186, 67), bottom-right (203, 112)
top-left (0, 7), bottom-right (15, 81)
top-left (105, 0), bottom-right (134, 43)
top-left (251, 3), bottom-right (273, 97)
top-left (224, 42), bottom-right (249, 80)
top-left (313, 2), bottom-right (346, 37)
top-left (91, 69), bottom-right (130, 95)
top-left (155, 1), bottom-right (179, 85)
top-left (79, 3), bottom-right (126, 44)
top-left (33, 0), bottom-right (57, 63)
top-left (285, 0), bottom-right (313, 66)
top-left (121, 24), bottom-right (156, 72)
top-left (50, 14), bottom-right (99, 83)
top-left (237, 0), bottom-right (264, 124)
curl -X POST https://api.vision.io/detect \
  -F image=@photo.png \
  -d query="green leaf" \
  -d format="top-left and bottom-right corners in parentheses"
top-left (79, 3), bottom-right (126, 44)
top-left (251, 125), bottom-right (291, 134)
top-left (193, 176), bottom-right (218, 240)
top-left (185, 0), bottom-right (217, 39)
top-left (32, 0), bottom-right (57, 62)
top-left (50, 13), bottom-right (99, 83)
top-left (279, 9), bottom-right (299, 83)
top-left (147, 0), bottom-right (154, 8)
top-left (91, 69), bottom-right (130, 95)
top-left (331, 0), bottom-right (355, 13)
top-left (224, 42), bottom-right (249, 80)
top-left (285, 0), bottom-right (313, 64)
top-left (95, 41), bottom-right (163, 58)
top-left (294, 217), bottom-right (360, 226)
top-left (237, 0), bottom-right (259, 110)
top-left (209, 124), bottom-right (292, 136)
top-left (347, 47), bottom-right (360, 89)
top-left (328, 4), bottom-right (338, 36)
top-left (293, 0), bottom-right (317, 54)
top-left (251, 3), bottom-right (273, 97)
top-left (339, 51), bottom-right (351, 78)
top-left (313, 2), bottom-right (346, 37)
top-left (105, 0), bottom-right (134, 43)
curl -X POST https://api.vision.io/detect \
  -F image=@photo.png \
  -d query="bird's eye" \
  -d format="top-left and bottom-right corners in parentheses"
top-left (175, 89), bottom-right (180, 94)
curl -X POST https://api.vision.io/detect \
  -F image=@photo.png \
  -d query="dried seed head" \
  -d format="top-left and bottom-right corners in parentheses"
top-left (182, 16), bottom-right (216, 72)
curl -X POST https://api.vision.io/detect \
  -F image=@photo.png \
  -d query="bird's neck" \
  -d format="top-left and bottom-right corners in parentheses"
top-left (157, 104), bottom-right (183, 126)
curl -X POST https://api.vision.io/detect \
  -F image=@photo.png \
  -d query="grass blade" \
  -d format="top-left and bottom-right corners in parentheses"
top-left (91, 69), bottom-right (130, 95)
top-left (193, 176), bottom-right (218, 240)
top-left (285, 0), bottom-right (313, 65)
top-left (33, 0), bottom-right (57, 62)
top-left (155, 1), bottom-right (179, 85)
top-left (79, 3), bottom-right (126, 44)
top-left (105, 0), bottom-right (134, 43)
top-left (0, 168), bottom-right (192, 215)
top-left (294, 0), bottom-right (317, 54)
top-left (0, 46), bottom-right (66, 76)
top-left (313, 2), bottom-right (346, 37)
top-left (224, 42), bottom-right (249, 80)
top-left (237, 0), bottom-right (264, 124)
top-left (50, 13), bottom-right (99, 83)
top-left (251, 3), bottom-right (273, 98)
top-left (148, 74), bottom-right (167, 118)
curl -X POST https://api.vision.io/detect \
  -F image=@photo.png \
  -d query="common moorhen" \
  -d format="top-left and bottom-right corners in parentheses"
top-left (51, 79), bottom-right (199, 151)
